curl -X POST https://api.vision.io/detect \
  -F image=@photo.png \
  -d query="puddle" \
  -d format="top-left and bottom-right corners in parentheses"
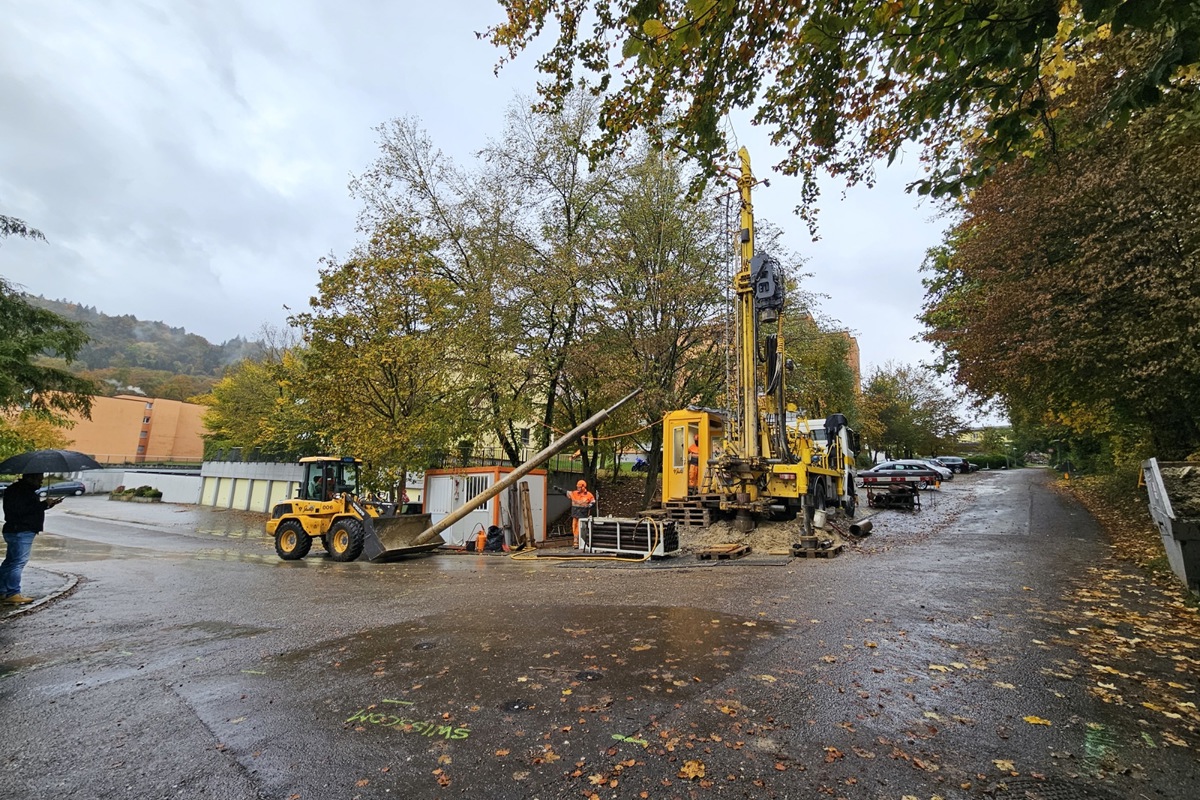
top-left (271, 604), bottom-right (780, 728)
top-left (33, 534), bottom-right (133, 562)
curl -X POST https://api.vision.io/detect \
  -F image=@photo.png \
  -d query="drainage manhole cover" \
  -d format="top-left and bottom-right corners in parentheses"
top-left (989, 777), bottom-right (1126, 800)
top-left (413, 641), bottom-right (436, 651)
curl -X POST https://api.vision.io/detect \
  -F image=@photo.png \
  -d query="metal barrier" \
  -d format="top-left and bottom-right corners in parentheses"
top-left (1143, 458), bottom-right (1200, 594)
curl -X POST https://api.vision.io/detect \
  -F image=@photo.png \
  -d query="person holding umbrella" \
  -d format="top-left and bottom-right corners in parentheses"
top-left (0, 450), bottom-right (98, 605)
top-left (1, 473), bottom-right (63, 604)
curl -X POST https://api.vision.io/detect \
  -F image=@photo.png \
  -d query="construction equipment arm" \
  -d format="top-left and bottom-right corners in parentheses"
top-left (411, 389), bottom-right (642, 545)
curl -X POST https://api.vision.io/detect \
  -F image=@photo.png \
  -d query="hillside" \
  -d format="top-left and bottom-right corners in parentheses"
top-left (29, 296), bottom-right (260, 400)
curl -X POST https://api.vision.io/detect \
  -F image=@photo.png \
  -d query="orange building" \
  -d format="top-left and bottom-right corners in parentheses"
top-left (65, 395), bottom-right (205, 464)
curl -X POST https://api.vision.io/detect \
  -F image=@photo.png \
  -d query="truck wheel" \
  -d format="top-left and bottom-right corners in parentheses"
top-left (275, 520), bottom-right (312, 560)
top-left (328, 518), bottom-right (365, 562)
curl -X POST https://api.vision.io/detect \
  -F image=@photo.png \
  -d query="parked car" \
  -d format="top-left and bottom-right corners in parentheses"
top-left (931, 455), bottom-right (973, 474)
top-left (38, 480), bottom-right (86, 497)
top-left (899, 459), bottom-right (954, 481)
top-left (863, 460), bottom-right (949, 490)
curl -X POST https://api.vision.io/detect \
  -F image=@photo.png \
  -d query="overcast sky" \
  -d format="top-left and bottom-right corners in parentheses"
top-left (1, 2), bottom-right (955, 394)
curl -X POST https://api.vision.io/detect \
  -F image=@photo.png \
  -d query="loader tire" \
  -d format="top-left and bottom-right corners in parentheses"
top-left (328, 518), bottom-right (365, 562)
top-left (275, 520), bottom-right (312, 560)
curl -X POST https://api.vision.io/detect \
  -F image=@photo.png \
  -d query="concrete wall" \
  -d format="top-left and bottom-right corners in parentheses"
top-left (72, 468), bottom-right (201, 504)
top-left (70, 461), bottom-right (426, 515)
top-left (199, 461), bottom-right (304, 513)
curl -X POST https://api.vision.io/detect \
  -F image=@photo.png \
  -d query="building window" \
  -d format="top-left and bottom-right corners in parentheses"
top-left (143, 417), bottom-right (151, 424)
top-left (145, 402), bottom-right (153, 410)
top-left (136, 446), bottom-right (145, 454)
top-left (139, 431), bottom-right (148, 438)
top-left (520, 428), bottom-right (531, 445)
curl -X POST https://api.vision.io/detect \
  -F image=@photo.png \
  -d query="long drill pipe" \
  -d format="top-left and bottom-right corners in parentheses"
top-left (412, 388), bottom-right (643, 545)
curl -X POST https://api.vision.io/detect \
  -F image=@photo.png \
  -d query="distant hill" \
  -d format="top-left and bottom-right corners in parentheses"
top-left (28, 296), bottom-right (261, 400)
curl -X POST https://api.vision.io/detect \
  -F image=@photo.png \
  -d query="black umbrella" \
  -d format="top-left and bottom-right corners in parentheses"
top-left (0, 449), bottom-right (104, 475)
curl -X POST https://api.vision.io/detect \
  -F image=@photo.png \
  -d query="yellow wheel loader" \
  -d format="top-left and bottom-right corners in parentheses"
top-left (265, 456), bottom-right (443, 562)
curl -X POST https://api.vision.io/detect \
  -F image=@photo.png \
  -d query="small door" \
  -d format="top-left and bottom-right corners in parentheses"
top-left (665, 424), bottom-right (688, 501)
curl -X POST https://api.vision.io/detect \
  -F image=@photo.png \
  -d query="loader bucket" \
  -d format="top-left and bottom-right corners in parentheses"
top-left (362, 513), bottom-right (445, 562)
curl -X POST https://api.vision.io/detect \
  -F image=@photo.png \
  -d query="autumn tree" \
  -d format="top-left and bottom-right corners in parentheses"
top-left (0, 412), bottom-right (71, 460)
top-left (485, 1), bottom-right (1198, 211)
top-left (574, 147), bottom-right (729, 502)
top-left (777, 270), bottom-right (861, 424)
top-left (198, 333), bottom-right (318, 461)
top-left (352, 93), bottom-right (622, 466)
top-left (920, 38), bottom-right (1200, 461)
top-left (290, 218), bottom-right (469, 491)
top-left (859, 363), bottom-right (962, 460)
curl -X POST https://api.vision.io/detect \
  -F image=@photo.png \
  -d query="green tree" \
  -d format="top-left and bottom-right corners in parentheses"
top-left (352, 94), bottom-right (621, 464)
top-left (485, 1), bottom-right (1199, 208)
top-left (290, 218), bottom-right (469, 486)
top-left (919, 55), bottom-right (1200, 460)
top-left (859, 363), bottom-right (962, 460)
top-left (0, 217), bottom-right (95, 434)
top-left (575, 147), bottom-right (729, 501)
top-left (198, 327), bottom-right (317, 460)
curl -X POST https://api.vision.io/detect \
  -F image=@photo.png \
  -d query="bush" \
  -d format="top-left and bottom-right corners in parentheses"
top-left (967, 453), bottom-right (1015, 470)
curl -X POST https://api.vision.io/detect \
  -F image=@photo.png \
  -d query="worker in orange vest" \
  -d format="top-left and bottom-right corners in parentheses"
top-left (687, 434), bottom-right (701, 494)
top-left (567, 479), bottom-right (595, 546)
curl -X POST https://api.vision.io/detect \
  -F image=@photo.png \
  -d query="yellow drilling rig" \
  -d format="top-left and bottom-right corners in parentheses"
top-left (661, 149), bottom-right (858, 534)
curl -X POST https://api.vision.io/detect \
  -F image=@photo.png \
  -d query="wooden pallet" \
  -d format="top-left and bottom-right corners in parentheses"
top-left (791, 538), bottom-right (844, 559)
top-left (666, 506), bottom-right (710, 527)
top-left (696, 543), bottom-right (751, 560)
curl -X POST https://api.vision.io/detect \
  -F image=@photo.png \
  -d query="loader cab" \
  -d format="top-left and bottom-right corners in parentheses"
top-left (299, 457), bottom-right (362, 502)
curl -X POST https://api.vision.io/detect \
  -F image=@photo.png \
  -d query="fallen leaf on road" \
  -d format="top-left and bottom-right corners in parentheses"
top-left (993, 759), bottom-right (1016, 771)
top-left (1023, 716), bottom-right (1052, 726)
top-left (929, 664), bottom-right (950, 672)
top-left (993, 682), bottom-right (1015, 689)
top-left (678, 760), bottom-right (705, 780)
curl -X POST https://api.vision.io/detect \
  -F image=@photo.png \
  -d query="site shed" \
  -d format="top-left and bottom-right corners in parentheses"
top-left (424, 467), bottom-right (547, 547)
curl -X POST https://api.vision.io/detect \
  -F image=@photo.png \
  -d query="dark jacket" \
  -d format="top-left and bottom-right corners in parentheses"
top-left (2, 480), bottom-right (47, 534)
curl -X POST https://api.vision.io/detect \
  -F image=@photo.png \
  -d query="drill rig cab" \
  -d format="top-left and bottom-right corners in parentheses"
top-left (661, 149), bottom-right (858, 533)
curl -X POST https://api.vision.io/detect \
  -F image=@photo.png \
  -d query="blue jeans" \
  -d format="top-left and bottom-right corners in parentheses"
top-left (0, 530), bottom-right (37, 596)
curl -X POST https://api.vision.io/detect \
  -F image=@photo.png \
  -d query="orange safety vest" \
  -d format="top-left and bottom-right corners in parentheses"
top-left (568, 488), bottom-right (594, 517)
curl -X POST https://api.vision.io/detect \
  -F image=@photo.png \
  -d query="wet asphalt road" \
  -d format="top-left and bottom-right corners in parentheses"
top-left (0, 469), bottom-right (1196, 800)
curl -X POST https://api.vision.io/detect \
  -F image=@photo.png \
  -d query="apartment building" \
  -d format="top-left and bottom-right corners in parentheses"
top-left (66, 395), bottom-right (205, 464)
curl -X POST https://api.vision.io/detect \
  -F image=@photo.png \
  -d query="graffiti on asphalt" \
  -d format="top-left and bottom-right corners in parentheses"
top-left (346, 708), bottom-right (470, 740)
top-left (611, 733), bottom-right (649, 746)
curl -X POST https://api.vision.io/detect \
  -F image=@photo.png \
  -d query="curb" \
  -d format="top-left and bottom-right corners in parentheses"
top-left (0, 567), bottom-right (80, 621)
